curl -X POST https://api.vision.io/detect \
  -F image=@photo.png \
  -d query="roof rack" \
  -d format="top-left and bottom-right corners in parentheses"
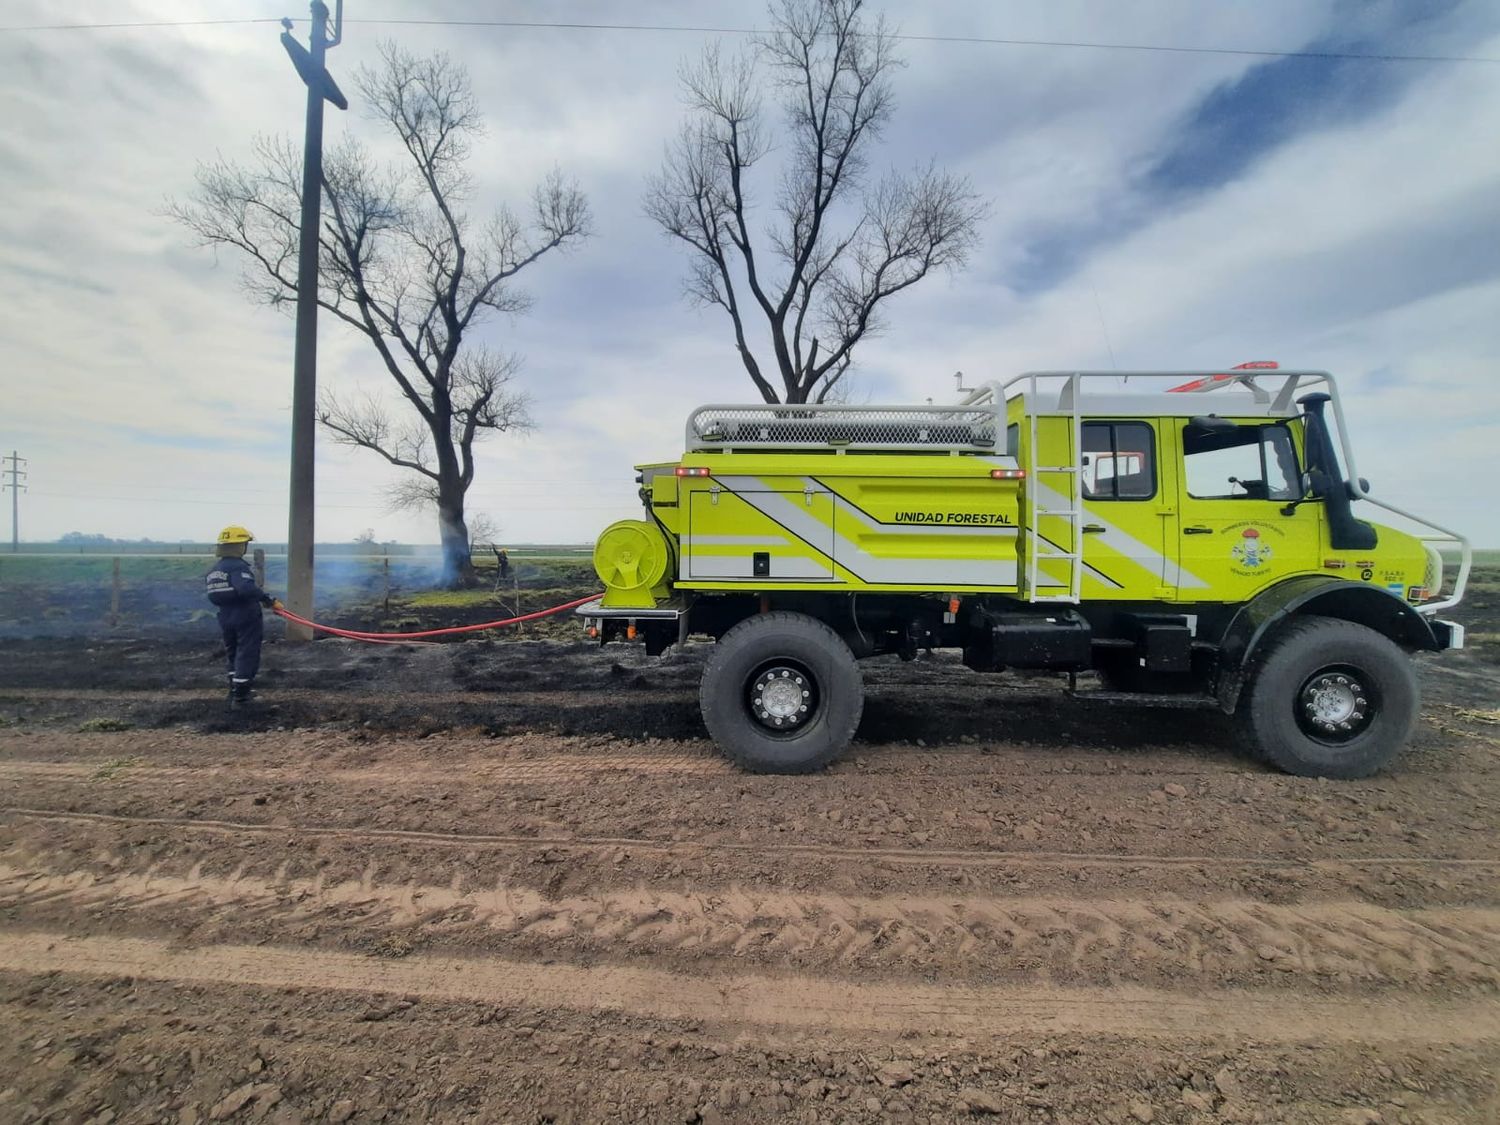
top-left (960, 369), bottom-right (1337, 415)
top-left (685, 402), bottom-right (1002, 453)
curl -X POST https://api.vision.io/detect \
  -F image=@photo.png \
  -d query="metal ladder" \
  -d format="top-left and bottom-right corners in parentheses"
top-left (1025, 373), bottom-right (1084, 603)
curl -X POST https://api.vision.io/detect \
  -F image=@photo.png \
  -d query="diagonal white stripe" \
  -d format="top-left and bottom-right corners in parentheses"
top-left (1032, 482), bottom-right (1208, 590)
top-left (715, 476), bottom-right (1019, 587)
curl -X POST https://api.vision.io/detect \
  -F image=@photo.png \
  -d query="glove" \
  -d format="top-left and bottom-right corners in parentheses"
top-left (271, 599), bottom-right (285, 611)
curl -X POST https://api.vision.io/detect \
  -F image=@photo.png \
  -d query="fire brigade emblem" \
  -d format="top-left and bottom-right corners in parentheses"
top-left (1231, 526), bottom-right (1272, 569)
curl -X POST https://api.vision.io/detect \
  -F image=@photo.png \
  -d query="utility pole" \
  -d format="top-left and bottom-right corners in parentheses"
top-left (1, 452), bottom-right (24, 552)
top-left (280, 0), bottom-right (347, 640)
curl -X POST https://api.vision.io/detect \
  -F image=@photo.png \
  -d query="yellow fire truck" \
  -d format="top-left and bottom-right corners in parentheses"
top-left (581, 367), bottom-right (1469, 778)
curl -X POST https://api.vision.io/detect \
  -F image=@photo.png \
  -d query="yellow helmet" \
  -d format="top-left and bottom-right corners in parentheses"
top-left (217, 525), bottom-right (254, 545)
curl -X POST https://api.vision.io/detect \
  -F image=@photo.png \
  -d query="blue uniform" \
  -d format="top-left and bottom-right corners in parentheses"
top-left (205, 556), bottom-right (272, 688)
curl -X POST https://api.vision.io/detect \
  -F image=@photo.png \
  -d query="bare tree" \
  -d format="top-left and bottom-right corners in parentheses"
top-left (645, 0), bottom-right (986, 405)
top-left (172, 43), bottom-right (590, 583)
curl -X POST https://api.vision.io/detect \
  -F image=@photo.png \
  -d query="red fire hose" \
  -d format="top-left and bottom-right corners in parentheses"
top-left (272, 592), bottom-right (601, 643)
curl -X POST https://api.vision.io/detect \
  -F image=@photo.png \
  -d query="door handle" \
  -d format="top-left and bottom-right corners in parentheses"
top-left (1082, 524), bottom-right (1106, 534)
top-left (1183, 525), bottom-right (1213, 535)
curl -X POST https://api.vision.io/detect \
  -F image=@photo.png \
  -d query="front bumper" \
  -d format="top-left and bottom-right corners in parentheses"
top-left (1428, 618), bottom-right (1465, 651)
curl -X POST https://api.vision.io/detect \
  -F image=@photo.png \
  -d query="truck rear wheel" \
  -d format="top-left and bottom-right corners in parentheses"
top-left (700, 612), bottom-right (863, 774)
top-left (1240, 617), bottom-right (1418, 779)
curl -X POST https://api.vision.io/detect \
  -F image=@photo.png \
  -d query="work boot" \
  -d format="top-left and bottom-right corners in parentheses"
top-left (230, 680), bottom-right (255, 709)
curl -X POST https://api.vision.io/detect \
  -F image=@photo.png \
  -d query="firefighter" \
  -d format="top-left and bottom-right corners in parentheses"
top-left (205, 526), bottom-right (281, 708)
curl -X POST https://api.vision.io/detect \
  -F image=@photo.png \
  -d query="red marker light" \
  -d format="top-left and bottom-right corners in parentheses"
top-left (675, 466), bottom-right (712, 477)
top-left (990, 468), bottom-right (1025, 480)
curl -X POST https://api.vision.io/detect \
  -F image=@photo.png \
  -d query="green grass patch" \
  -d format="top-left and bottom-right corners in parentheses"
top-left (79, 717), bottom-right (132, 733)
top-left (404, 588), bottom-right (509, 608)
top-left (90, 754), bottom-right (141, 780)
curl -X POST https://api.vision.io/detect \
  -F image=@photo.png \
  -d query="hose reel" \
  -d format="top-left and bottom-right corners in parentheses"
top-left (593, 519), bottom-right (671, 608)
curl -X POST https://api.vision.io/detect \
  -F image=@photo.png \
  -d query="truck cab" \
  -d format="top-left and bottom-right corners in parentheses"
top-left (582, 368), bottom-right (1469, 778)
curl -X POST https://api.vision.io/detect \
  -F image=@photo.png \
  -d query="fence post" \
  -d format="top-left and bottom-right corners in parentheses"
top-left (109, 557), bottom-right (121, 626)
top-left (253, 547), bottom-right (267, 590)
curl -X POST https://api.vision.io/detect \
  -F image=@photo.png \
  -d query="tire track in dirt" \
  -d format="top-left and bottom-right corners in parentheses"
top-left (9, 806), bottom-right (1499, 873)
top-left (1, 736), bottom-right (1495, 787)
top-left (4, 861), bottom-right (1498, 988)
top-left (3, 930), bottom-right (1497, 1043)
top-left (0, 752), bottom-right (733, 783)
top-left (0, 688), bottom-right (692, 706)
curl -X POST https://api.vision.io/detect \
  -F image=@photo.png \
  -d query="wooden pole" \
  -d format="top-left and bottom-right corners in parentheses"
top-left (383, 554), bottom-right (391, 614)
top-left (109, 557), bottom-right (121, 626)
top-left (253, 547), bottom-right (267, 591)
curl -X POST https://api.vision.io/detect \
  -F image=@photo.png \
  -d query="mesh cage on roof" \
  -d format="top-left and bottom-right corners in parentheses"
top-left (687, 404), bottom-right (1001, 451)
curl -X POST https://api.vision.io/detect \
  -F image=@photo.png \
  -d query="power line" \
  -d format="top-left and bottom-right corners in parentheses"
top-left (6, 18), bottom-right (281, 31)
top-left (27, 490), bottom-right (628, 511)
top-left (3, 15), bottom-right (1496, 64)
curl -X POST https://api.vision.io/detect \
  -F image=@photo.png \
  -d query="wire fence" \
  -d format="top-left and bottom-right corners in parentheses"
top-left (0, 545), bottom-right (596, 638)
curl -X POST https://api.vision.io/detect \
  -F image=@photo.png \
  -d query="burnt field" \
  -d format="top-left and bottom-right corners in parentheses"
top-left (0, 562), bottom-right (1498, 1122)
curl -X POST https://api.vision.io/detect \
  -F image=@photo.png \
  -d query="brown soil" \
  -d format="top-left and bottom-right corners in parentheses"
top-left (1, 614), bottom-right (1498, 1123)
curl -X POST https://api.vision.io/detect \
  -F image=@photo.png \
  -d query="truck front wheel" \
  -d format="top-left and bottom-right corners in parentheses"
top-left (1240, 617), bottom-right (1418, 779)
top-left (700, 612), bottom-right (864, 774)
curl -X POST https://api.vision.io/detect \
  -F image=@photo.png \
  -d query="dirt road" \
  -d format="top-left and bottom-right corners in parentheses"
top-left (2, 634), bottom-right (1499, 1123)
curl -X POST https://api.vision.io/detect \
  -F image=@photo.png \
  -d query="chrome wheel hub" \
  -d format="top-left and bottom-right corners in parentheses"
top-left (751, 666), bottom-right (812, 730)
top-left (1298, 669), bottom-right (1372, 741)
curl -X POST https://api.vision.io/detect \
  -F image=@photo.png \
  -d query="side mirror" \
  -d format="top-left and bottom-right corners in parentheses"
top-left (1281, 468), bottom-right (1331, 516)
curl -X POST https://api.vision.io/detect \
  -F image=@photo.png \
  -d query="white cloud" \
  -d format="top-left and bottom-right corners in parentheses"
top-left (0, 0), bottom-right (1495, 555)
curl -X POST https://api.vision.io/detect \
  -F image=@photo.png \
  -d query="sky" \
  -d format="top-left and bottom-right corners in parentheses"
top-left (1, 0), bottom-right (1498, 547)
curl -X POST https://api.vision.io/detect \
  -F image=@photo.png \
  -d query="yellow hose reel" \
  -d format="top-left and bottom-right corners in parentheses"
top-left (593, 520), bottom-right (671, 608)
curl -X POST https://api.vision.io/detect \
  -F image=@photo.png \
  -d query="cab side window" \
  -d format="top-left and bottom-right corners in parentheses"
top-left (1184, 424), bottom-right (1300, 501)
top-left (1082, 422), bottom-right (1156, 500)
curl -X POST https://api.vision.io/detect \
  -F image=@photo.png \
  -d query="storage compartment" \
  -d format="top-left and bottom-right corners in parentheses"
top-left (963, 609), bottom-right (1092, 672)
top-left (1122, 614), bottom-right (1193, 673)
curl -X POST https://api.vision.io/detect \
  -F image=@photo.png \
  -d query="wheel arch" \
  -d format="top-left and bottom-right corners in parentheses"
top-left (1214, 577), bottom-right (1438, 711)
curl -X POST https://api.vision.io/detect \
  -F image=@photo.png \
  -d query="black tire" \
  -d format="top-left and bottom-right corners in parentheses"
top-left (699, 611), bottom-right (863, 774)
top-left (1240, 617), bottom-right (1418, 779)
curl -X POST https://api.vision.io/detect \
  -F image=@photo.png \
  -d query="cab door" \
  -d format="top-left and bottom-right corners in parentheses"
top-left (1075, 419), bottom-right (1175, 600)
top-left (1173, 419), bottom-right (1321, 601)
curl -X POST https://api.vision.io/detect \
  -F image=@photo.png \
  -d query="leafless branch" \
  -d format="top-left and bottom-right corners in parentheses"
top-left (643, 0), bottom-right (986, 403)
top-left (171, 41), bottom-right (591, 581)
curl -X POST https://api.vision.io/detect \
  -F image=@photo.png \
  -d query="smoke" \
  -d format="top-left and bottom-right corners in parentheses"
top-left (436, 509), bottom-right (472, 588)
top-left (0, 551), bottom-right (459, 640)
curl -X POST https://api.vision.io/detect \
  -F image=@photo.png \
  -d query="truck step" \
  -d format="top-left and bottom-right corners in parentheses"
top-left (1067, 690), bottom-right (1218, 710)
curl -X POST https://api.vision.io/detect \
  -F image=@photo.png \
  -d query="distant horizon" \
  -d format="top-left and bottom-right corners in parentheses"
top-left (6, 538), bottom-right (1495, 553)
